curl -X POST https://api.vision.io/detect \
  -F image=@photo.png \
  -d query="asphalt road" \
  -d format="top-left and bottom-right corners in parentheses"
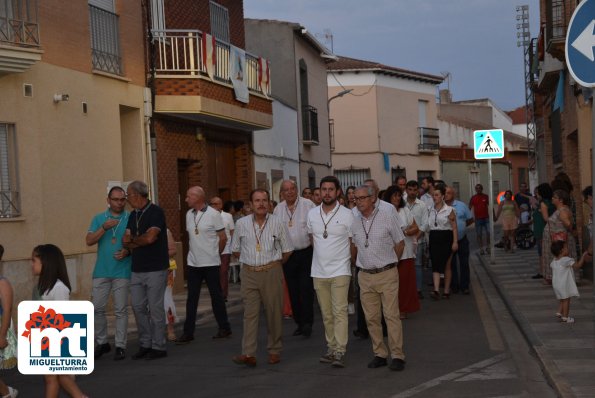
top-left (6, 227), bottom-right (557, 397)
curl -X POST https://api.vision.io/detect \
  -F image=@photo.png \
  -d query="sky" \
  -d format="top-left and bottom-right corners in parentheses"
top-left (243, 0), bottom-right (541, 111)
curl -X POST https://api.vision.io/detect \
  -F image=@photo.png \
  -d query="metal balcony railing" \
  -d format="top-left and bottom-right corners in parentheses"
top-left (89, 5), bottom-right (122, 75)
top-left (0, 190), bottom-right (20, 218)
top-left (0, 0), bottom-right (39, 47)
top-left (418, 127), bottom-right (439, 151)
top-left (152, 29), bottom-right (271, 97)
top-left (302, 105), bottom-right (319, 144)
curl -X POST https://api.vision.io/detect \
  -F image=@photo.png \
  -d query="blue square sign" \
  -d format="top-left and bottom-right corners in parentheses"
top-left (474, 129), bottom-right (504, 160)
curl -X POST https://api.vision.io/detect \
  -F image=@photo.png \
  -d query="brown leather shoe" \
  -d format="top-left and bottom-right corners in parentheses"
top-left (268, 354), bottom-right (281, 365)
top-left (232, 354), bottom-right (256, 367)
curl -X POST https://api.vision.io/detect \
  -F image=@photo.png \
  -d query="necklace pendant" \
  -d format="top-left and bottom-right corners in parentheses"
top-left (323, 230), bottom-right (328, 239)
top-left (195, 228), bottom-right (199, 235)
top-left (256, 243), bottom-right (261, 252)
top-left (365, 239), bottom-right (369, 248)
top-left (288, 220), bottom-right (293, 227)
top-left (111, 237), bottom-right (117, 245)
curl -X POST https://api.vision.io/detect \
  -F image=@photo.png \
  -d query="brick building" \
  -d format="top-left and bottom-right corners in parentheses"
top-left (147, 0), bottom-right (273, 262)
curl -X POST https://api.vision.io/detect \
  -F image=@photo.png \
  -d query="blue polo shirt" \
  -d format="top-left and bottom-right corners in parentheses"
top-left (450, 200), bottom-right (473, 240)
top-left (89, 210), bottom-right (132, 279)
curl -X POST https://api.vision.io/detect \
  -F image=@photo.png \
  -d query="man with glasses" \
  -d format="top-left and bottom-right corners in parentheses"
top-left (123, 180), bottom-right (170, 360)
top-left (469, 184), bottom-right (490, 255)
top-left (86, 186), bottom-right (131, 361)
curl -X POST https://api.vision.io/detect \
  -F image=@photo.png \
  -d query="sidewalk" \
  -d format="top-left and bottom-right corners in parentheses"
top-left (477, 246), bottom-right (595, 398)
top-left (105, 280), bottom-right (243, 342)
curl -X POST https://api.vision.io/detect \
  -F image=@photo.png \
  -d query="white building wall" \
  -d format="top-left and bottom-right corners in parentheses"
top-left (253, 100), bottom-right (300, 200)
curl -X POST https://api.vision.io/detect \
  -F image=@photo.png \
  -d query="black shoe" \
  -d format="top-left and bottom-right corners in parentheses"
top-left (212, 329), bottom-right (232, 339)
top-left (352, 329), bottom-right (369, 339)
top-left (175, 334), bottom-right (194, 345)
top-left (462, 289), bottom-right (470, 295)
top-left (113, 347), bottom-right (125, 361)
top-left (145, 349), bottom-right (167, 360)
top-left (368, 356), bottom-right (387, 368)
top-left (292, 327), bottom-right (303, 336)
top-left (301, 324), bottom-right (312, 338)
top-left (389, 358), bottom-right (405, 371)
top-left (418, 291), bottom-right (424, 300)
top-left (94, 343), bottom-right (111, 359)
top-left (531, 273), bottom-right (543, 279)
top-left (131, 347), bottom-right (151, 360)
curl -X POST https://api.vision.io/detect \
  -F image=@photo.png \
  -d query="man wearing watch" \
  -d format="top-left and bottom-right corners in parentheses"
top-left (86, 185), bottom-right (131, 361)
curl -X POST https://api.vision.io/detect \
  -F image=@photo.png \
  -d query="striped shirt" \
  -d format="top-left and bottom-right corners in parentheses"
top-left (351, 205), bottom-right (405, 270)
top-left (273, 197), bottom-right (315, 250)
top-left (231, 213), bottom-right (294, 266)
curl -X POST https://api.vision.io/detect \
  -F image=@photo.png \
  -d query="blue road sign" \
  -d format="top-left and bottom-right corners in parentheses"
top-left (474, 129), bottom-right (504, 160)
top-left (566, 0), bottom-right (595, 87)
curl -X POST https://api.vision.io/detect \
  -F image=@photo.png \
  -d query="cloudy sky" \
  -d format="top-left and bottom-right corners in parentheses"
top-left (244, 0), bottom-right (540, 111)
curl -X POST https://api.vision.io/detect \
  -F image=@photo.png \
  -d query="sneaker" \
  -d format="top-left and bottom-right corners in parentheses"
top-left (113, 347), bottom-right (125, 361)
top-left (389, 358), bottom-right (406, 371)
top-left (561, 317), bottom-right (575, 323)
top-left (145, 349), bottom-right (167, 360)
top-left (332, 352), bottom-right (345, 368)
top-left (212, 329), bottom-right (232, 339)
top-left (94, 343), bottom-right (111, 359)
top-left (319, 350), bottom-right (334, 363)
top-left (3, 386), bottom-right (18, 398)
top-left (131, 346), bottom-right (151, 360)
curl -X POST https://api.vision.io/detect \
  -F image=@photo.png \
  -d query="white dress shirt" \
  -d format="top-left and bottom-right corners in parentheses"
top-left (273, 197), bottom-right (315, 250)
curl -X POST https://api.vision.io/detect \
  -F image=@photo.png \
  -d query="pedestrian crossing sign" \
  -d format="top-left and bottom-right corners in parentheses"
top-left (474, 129), bottom-right (504, 159)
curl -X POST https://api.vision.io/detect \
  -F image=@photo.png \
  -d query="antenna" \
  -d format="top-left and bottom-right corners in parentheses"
top-left (315, 29), bottom-right (334, 52)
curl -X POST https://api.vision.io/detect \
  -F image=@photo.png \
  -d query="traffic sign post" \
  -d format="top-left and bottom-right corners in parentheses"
top-left (565, 0), bottom-right (595, 335)
top-left (474, 129), bottom-right (504, 264)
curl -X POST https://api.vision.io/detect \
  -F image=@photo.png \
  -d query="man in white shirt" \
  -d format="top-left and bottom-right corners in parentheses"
top-left (405, 180), bottom-right (429, 299)
top-left (209, 196), bottom-right (235, 300)
top-left (273, 180), bottom-right (316, 337)
top-left (307, 176), bottom-right (354, 368)
top-left (232, 189), bottom-right (294, 367)
top-left (351, 185), bottom-right (406, 371)
top-left (176, 187), bottom-right (231, 344)
top-left (420, 176), bottom-right (435, 209)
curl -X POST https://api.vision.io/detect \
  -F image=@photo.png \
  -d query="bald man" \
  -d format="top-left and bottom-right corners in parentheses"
top-left (176, 186), bottom-right (232, 344)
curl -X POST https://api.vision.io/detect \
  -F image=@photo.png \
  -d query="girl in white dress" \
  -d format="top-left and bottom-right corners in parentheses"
top-left (549, 241), bottom-right (589, 323)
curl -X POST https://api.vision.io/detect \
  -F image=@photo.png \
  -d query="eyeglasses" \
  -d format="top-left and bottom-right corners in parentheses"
top-left (110, 197), bottom-right (126, 202)
top-left (354, 195), bottom-right (372, 202)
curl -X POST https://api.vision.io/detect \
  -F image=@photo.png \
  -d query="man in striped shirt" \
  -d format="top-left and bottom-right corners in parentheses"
top-left (232, 189), bottom-right (294, 367)
top-left (351, 185), bottom-right (406, 371)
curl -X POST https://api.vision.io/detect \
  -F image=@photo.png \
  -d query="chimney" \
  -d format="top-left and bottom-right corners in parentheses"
top-left (439, 89), bottom-right (452, 104)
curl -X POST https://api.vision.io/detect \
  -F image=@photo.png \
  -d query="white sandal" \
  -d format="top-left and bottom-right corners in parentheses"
top-left (560, 317), bottom-right (575, 323)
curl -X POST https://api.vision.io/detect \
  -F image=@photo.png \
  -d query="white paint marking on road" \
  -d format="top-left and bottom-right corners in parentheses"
top-left (390, 353), bottom-right (509, 398)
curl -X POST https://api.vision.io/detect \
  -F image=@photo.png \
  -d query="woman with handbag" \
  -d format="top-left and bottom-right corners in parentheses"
top-left (542, 189), bottom-right (577, 285)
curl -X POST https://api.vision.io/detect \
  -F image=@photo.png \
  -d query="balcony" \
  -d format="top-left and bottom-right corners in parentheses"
top-left (0, 0), bottom-right (42, 74)
top-left (545, 0), bottom-right (566, 60)
top-left (153, 29), bottom-right (270, 97)
top-left (302, 105), bottom-right (319, 145)
top-left (418, 127), bottom-right (439, 152)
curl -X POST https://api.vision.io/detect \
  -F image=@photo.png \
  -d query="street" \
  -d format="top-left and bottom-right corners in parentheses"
top-left (6, 228), bottom-right (556, 397)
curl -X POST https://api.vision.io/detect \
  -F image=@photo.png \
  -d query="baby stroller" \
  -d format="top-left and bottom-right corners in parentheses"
top-left (514, 224), bottom-right (535, 250)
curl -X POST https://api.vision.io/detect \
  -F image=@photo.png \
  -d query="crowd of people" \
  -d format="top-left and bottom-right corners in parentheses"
top-left (1, 171), bottom-right (592, 396)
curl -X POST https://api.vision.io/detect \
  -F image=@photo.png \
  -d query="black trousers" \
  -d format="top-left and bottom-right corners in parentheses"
top-left (183, 265), bottom-right (230, 336)
top-left (283, 246), bottom-right (314, 328)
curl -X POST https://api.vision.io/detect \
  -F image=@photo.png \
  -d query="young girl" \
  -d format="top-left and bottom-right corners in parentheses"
top-left (549, 241), bottom-right (589, 323)
top-left (31, 244), bottom-right (88, 398)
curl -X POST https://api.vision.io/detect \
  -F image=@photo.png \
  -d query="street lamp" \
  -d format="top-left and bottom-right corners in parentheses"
top-left (328, 89), bottom-right (353, 105)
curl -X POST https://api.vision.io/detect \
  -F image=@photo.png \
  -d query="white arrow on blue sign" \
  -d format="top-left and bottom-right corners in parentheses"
top-left (566, 0), bottom-right (595, 87)
top-left (474, 129), bottom-right (504, 160)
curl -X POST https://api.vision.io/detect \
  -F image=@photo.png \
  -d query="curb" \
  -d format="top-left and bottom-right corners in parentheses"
top-left (475, 251), bottom-right (575, 398)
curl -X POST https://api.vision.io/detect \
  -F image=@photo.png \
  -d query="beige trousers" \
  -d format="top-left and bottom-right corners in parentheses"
top-left (313, 275), bottom-right (351, 354)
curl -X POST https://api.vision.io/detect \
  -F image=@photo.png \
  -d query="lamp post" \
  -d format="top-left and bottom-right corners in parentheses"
top-left (328, 89), bottom-right (353, 106)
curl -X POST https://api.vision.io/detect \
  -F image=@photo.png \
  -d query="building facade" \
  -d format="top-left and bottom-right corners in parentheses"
top-left (148, 1), bottom-right (273, 264)
top-left (327, 56), bottom-right (443, 190)
top-left (0, 0), bottom-right (148, 303)
top-left (245, 19), bottom-right (333, 191)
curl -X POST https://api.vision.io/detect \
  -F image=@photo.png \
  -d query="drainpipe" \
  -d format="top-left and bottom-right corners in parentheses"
top-left (143, 0), bottom-right (159, 203)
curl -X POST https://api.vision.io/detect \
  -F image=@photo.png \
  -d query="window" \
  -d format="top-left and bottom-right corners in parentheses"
top-left (417, 170), bottom-right (434, 185)
top-left (391, 167), bottom-right (406, 184)
top-left (418, 100), bottom-right (428, 127)
top-left (209, 1), bottom-right (229, 43)
top-left (335, 168), bottom-right (370, 190)
top-left (89, 1), bottom-right (122, 75)
top-left (0, 123), bottom-right (20, 217)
